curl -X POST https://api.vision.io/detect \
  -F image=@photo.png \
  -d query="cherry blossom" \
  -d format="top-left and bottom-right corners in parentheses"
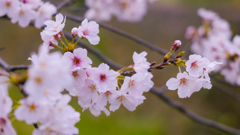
top-left (78, 18), bottom-right (100, 45)
top-left (44, 13), bottom-right (66, 35)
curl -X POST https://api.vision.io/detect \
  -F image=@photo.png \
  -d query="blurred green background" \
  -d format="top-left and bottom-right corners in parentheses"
top-left (1, 0), bottom-right (240, 134)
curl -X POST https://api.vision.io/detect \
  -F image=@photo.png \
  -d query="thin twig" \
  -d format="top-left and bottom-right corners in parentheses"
top-left (0, 57), bottom-right (28, 72)
top-left (63, 13), bottom-right (170, 56)
top-left (212, 81), bottom-right (240, 104)
top-left (64, 32), bottom-right (123, 70)
top-left (56, 0), bottom-right (77, 12)
top-left (150, 87), bottom-right (240, 135)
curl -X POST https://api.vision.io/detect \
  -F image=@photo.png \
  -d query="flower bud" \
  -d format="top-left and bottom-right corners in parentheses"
top-left (171, 40), bottom-right (182, 52)
top-left (71, 27), bottom-right (78, 38)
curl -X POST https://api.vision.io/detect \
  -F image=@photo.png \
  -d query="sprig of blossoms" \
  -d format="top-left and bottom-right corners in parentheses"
top-left (84, 0), bottom-right (156, 22)
top-left (0, 0), bottom-right (56, 28)
top-left (186, 8), bottom-right (240, 85)
top-left (10, 13), bottom-right (155, 135)
top-left (166, 54), bottom-right (221, 98)
top-left (0, 69), bottom-right (16, 135)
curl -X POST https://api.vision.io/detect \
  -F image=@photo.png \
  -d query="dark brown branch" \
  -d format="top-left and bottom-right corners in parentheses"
top-left (56, 0), bottom-right (77, 12)
top-left (150, 87), bottom-right (240, 135)
top-left (63, 13), bottom-right (169, 56)
top-left (0, 57), bottom-right (28, 72)
top-left (64, 32), bottom-right (123, 70)
top-left (212, 81), bottom-right (240, 104)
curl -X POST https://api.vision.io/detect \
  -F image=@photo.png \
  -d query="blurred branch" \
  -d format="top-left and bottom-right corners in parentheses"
top-left (0, 47), bottom-right (5, 51)
top-left (0, 57), bottom-right (28, 72)
top-left (212, 81), bottom-right (240, 104)
top-left (64, 32), bottom-right (123, 70)
top-left (57, 0), bottom-right (77, 12)
top-left (150, 87), bottom-right (240, 135)
top-left (63, 13), bottom-right (169, 56)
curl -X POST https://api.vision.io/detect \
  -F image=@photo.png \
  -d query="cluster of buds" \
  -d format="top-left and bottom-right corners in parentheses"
top-left (186, 8), bottom-right (240, 85)
top-left (85, 0), bottom-right (156, 22)
top-left (0, 0), bottom-right (56, 28)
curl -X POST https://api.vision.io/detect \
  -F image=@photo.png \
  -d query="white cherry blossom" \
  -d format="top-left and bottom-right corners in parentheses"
top-left (78, 18), bottom-right (100, 45)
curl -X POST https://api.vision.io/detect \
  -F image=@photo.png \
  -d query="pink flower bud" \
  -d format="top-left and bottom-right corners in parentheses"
top-left (171, 40), bottom-right (182, 52)
top-left (71, 27), bottom-right (78, 38)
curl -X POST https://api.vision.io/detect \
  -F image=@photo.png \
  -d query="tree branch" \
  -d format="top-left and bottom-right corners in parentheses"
top-left (0, 57), bottom-right (28, 72)
top-left (57, 0), bottom-right (77, 12)
top-left (63, 32), bottom-right (123, 70)
top-left (212, 81), bottom-right (240, 104)
top-left (63, 13), bottom-right (169, 56)
top-left (150, 87), bottom-right (240, 135)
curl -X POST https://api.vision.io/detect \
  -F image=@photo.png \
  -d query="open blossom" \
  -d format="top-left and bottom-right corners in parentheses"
top-left (166, 72), bottom-right (202, 98)
top-left (11, 4), bottom-right (37, 28)
top-left (44, 13), bottom-right (66, 35)
top-left (121, 73), bottom-right (153, 97)
top-left (14, 97), bottom-right (49, 124)
top-left (35, 2), bottom-right (57, 29)
top-left (185, 54), bottom-right (210, 77)
top-left (133, 51), bottom-right (150, 73)
top-left (0, 0), bottom-right (19, 17)
top-left (90, 63), bottom-right (120, 93)
top-left (109, 90), bottom-right (140, 112)
top-left (0, 117), bottom-right (16, 135)
top-left (63, 48), bottom-right (92, 69)
top-left (78, 18), bottom-right (100, 45)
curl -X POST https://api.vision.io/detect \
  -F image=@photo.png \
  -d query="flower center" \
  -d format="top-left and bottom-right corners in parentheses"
top-left (121, 2), bottom-right (128, 9)
top-left (22, 0), bottom-right (28, 4)
top-left (72, 71), bottom-right (79, 78)
top-left (6, 2), bottom-right (11, 7)
top-left (117, 95), bottom-right (125, 102)
top-left (0, 118), bottom-right (6, 132)
top-left (73, 57), bottom-right (80, 65)
top-left (105, 91), bottom-right (112, 98)
top-left (35, 77), bottom-right (42, 84)
top-left (54, 24), bottom-right (58, 29)
top-left (128, 80), bottom-right (134, 88)
top-left (28, 104), bottom-right (36, 111)
top-left (191, 61), bottom-right (198, 69)
top-left (88, 85), bottom-right (96, 92)
top-left (19, 10), bottom-right (24, 16)
top-left (100, 74), bottom-right (106, 81)
top-left (83, 29), bottom-right (89, 36)
top-left (180, 78), bottom-right (188, 86)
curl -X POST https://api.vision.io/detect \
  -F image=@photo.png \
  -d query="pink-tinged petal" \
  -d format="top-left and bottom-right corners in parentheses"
top-left (81, 18), bottom-right (89, 28)
top-left (109, 100), bottom-right (121, 112)
top-left (55, 13), bottom-right (63, 23)
top-left (178, 87), bottom-right (190, 98)
top-left (0, 6), bottom-right (7, 17)
top-left (63, 52), bottom-right (74, 60)
top-left (87, 35), bottom-right (100, 45)
top-left (166, 78), bottom-right (179, 90)
top-left (122, 96), bottom-right (137, 111)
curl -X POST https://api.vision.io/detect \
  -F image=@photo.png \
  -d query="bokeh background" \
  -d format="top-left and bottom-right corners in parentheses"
top-left (1, 0), bottom-right (240, 134)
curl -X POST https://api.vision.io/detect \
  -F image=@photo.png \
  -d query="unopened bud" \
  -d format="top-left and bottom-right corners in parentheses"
top-left (185, 26), bottom-right (197, 39)
top-left (71, 27), bottom-right (78, 38)
top-left (53, 34), bottom-right (61, 41)
top-left (171, 40), bottom-right (182, 52)
top-left (164, 53), bottom-right (171, 62)
top-left (177, 51), bottom-right (185, 58)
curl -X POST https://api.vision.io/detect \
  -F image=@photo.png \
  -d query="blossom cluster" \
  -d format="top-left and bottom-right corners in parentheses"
top-left (166, 54), bottom-right (221, 98)
top-left (85, 0), bottom-right (156, 22)
top-left (0, 0), bottom-right (56, 28)
top-left (0, 70), bottom-right (16, 135)
top-left (186, 8), bottom-right (240, 85)
top-left (0, 13), bottom-right (154, 134)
